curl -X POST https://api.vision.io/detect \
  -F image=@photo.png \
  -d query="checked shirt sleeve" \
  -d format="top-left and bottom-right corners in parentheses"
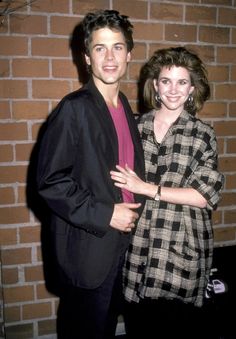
top-left (187, 127), bottom-right (224, 210)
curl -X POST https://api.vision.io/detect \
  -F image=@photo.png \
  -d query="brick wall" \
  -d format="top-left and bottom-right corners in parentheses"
top-left (0, 0), bottom-right (236, 337)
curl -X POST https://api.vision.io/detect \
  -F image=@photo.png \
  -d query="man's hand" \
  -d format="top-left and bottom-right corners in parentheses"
top-left (110, 202), bottom-right (141, 232)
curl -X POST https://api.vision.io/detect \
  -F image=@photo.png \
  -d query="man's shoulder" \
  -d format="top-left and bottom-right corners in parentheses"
top-left (63, 85), bottom-right (92, 103)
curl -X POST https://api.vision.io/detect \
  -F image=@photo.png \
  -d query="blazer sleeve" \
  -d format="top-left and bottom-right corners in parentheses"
top-left (36, 97), bottom-right (114, 237)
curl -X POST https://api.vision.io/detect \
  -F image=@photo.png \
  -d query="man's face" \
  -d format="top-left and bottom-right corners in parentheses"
top-left (85, 27), bottom-right (131, 87)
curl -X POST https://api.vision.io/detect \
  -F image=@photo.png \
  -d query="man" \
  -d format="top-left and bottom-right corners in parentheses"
top-left (36, 9), bottom-right (144, 339)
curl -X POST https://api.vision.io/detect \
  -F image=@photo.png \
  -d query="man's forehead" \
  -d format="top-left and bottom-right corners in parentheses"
top-left (90, 27), bottom-right (125, 44)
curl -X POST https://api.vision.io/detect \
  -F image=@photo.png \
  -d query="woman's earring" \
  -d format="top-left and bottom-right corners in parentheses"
top-left (187, 94), bottom-right (193, 104)
top-left (155, 92), bottom-right (161, 104)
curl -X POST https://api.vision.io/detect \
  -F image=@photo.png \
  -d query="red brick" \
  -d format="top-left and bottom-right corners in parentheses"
top-left (38, 319), bottom-right (57, 336)
top-left (19, 225), bottom-right (41, 243)
top-left (32, 80), bottom-right (70, 99)
top-left (50, 16), bottom-right (80, 35)
top-left (215, 84), bottom-right (236, 101)
top-left (227, 139), bottom-right (236, 154)
top-left (200, 102), bottom-right (227, 118)
top-left (151, 3), bottom-right (183, 21)
top-left (0, 80), bottom-right (28, 98)
top-left (165, 24), bottom-right (197, 42)
top-left (220, 192), bottom-right (236, 206)
top-left (134, 22), bottom-right (163, 41)
top-left (73, 0), bottom-right (109, 15)
top-left (17, 185), bottom-right (27, 204)
top-left (0, 36), bottom-right (28, 56)
top-left (23, 302), bottom-right (52, 320)
top-left (132, 43), bottom-right (147, 61)
top-left (0, 228), bottom-right (17, 246)
top-left (219, 7), bottom-right (236, 25)
top-left (0, 165), bottom-right (27, 184)
top-left (0, 101), bottom-right (11, 119)
top-left (15, 143), bottom-right (34, 161)
top-left (219, 157), bottom-right (236, 173)
top-left (12, 101), bottom-right (49, 120)
top-left (10, 14), bottom-right (47, 34)
top-left (207, 65), bottom-right (229, 82)
top-left (186, 6), bottom-right (216, 24)
top-left (0, 122), bottom-right (28, 141)
top-left (199, 26), bottom-right (229, 44)
top-left (24, 265), bottom-right (44, 282)
top-left (0, 187), bottom-right (15, 204)
top-left (12, 58), bottom-right (49, 78)
top-left (0, 144), bottom-right (13, 162)
top-left (113, 0), bottom-right (148, 20)
top-left (52, 59), bottom-right (77, 79)
top-left (4, 306), bottom-right (21, 322)
top-left (214, 227), bottom-right (236, 243)
top-left (212, 210), bottom-right (222, 225)
top-left (4, 323), bottom-right (33, 338)
top-left (2, 247), bottom-right (32, 266)
top-left (37, 283), bottom-right (57, 300)
top-left (31, 0), bottom-right (69, 13)
top-left (31, 37), bottom-right (70, 57)
top-left (217, 47), bottom-right (236, 63)
top-left (4, 285), bottom-right (34, 303)
top-left (0, 59), bottom-right (10, 77)
top-left (225, 174), bottom-right (236, 189)
top-left (187, 45), bottom-right (215, 63)
top-left (229, 103), bottom-right (236, 117)
top-left (2, 267), bottom-right (19, 284)
top-left (0, 206), bottom-right (30, 224)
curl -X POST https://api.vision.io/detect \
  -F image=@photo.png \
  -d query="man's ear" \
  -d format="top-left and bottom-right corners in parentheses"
top-left (85, 54), bottom-right (91, 65)
top-left (127, 52), bottom-right (131, 63)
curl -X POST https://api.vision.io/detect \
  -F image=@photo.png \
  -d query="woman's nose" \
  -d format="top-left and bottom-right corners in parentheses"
top-left (169, 83), bottom-right (177, 93)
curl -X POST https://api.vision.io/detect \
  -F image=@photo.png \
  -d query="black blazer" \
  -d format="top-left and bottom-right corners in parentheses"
top-left (37, 79), bottom-right (145, 289)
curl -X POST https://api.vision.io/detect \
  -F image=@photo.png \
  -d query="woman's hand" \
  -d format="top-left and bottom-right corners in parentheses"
top-left (110, 164), bottom-right (147, 195)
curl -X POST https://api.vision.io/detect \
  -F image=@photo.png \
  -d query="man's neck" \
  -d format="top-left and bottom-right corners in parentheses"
top-left (93, 77), bottom-right (120, 108)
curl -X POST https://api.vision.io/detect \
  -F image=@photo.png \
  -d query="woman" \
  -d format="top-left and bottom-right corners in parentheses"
top-left (110, 47), bottom-right (224, 338)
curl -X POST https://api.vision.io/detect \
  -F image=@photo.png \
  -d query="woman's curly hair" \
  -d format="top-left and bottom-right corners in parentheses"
top-left (141, 46), bottom-right (210, 115)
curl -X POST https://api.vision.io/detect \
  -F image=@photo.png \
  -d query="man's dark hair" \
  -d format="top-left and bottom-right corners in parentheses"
top-left (82, 9), bottom-right (134, 55)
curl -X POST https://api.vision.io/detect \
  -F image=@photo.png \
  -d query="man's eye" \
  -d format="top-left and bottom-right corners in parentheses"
top-left (96, 47), bottom-right (104, 52)
top-left (179, 80), bottom-right (187, 85)
top-left (115, 45), bottom-right (124, 50)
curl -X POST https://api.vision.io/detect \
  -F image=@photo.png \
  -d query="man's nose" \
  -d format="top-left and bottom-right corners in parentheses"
top-left (105, 49), bottom-right (114, 60)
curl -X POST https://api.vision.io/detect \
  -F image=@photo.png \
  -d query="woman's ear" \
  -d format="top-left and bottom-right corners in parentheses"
top-left (153, 79), bottom-right (158, 92)
top-left (189, 85), bottom-right (194, 95)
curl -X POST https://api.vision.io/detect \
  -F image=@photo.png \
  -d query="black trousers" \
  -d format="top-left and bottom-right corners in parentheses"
top-left (57, 236), bottom-right (129, 339)
top-left (124, 297), bottom-right (220, 339)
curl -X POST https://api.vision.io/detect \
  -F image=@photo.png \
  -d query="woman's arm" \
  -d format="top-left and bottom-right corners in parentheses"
top-left (110, 164), bottom-right (207, 208)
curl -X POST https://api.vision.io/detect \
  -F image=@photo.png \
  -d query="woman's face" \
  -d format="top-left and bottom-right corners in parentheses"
top-left (154, 65), bottom-right (194, 113)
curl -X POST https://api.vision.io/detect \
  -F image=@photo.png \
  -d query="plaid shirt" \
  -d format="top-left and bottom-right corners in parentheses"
top-left (123, 110), bottom-right (224, 307)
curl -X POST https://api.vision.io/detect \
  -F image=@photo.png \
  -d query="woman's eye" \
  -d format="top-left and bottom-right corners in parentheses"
top-left (179, 80), bottom-right (188, 85)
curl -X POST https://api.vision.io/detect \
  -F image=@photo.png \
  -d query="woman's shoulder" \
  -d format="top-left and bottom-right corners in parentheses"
top-left (138, 110), bottom-right (155, 123)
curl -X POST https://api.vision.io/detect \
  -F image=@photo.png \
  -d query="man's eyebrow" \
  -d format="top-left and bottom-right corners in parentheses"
top-left (92, 42), bottom-right (126, 47)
